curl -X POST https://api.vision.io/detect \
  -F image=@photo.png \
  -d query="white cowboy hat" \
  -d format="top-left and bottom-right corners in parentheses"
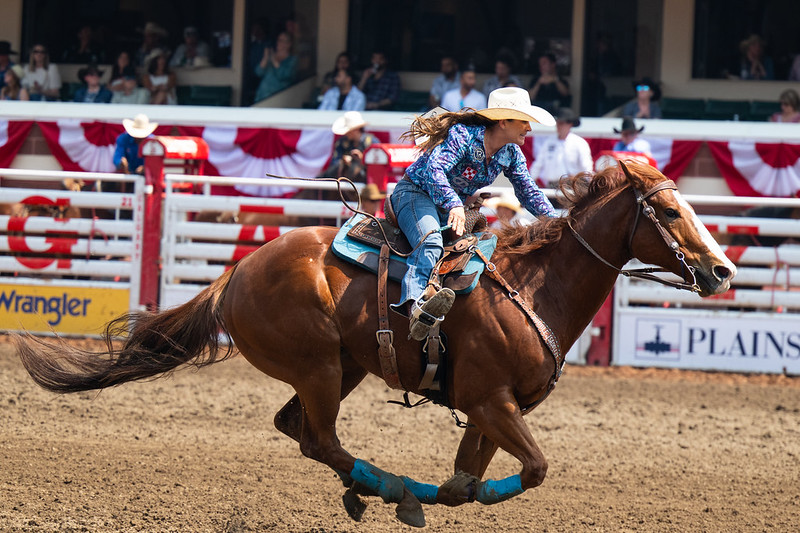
top-left (331, 111), bottom-right (368, 135)
top-left (476, 87), bottom-right (555, 126)
top-left (123, 114), bottom-right (158, 139)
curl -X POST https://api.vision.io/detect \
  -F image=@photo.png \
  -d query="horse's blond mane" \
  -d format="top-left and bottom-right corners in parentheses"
top-left (494, 161), bottom-right (665, 255)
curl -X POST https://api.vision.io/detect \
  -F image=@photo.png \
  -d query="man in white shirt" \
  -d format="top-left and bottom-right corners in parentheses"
top-left (529, 108), bottom-right (593, 187)
top-left (441, 67), bottom-right (487, 112)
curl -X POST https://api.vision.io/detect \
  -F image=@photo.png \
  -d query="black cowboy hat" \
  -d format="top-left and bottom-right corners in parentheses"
top-left (555, 108), bottom-right (581, 127)
top-left (614, 116), bottom-right (644, 134)
top-left (78, 63), bottom-right (104, 80)
top-left (0, 41), bottom-right (18, 55)
top-left (632, 77), bottom-right (661, 101)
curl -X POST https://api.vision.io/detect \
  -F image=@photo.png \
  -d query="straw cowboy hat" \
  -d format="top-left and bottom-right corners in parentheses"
top-left (476, 87), bottom-right (555, 126)
top-left (614, 116), bottom-right (644, 134)
top-left (360, 183), bottom-right (386, 201)
top-left (9, 64), bottom-right (24, 80)
top-left (486, 193), bottom-right (521, 213)
top-left (123, 114), bottom-right (158, 139)
top-left (332, 111), bottom-right (368, 135)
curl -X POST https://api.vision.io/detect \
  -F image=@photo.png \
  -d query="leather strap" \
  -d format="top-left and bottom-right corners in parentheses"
top-left (473, 248), bottom-right (564, 381)
top-left (418, 324), bottom-right (443, 391)
top-left (377, 245), bottom-right (403, 390)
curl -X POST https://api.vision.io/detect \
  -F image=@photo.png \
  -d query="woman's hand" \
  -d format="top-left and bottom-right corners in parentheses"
top-left (448, 206), bottom-right (466, 236)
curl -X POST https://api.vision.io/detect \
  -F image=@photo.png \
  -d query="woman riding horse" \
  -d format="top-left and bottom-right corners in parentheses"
top-left (392, 87), bottom-right (557, 340)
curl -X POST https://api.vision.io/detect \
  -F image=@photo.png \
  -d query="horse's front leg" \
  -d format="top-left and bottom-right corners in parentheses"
top-left (458, 392), bottom-right (547, 505)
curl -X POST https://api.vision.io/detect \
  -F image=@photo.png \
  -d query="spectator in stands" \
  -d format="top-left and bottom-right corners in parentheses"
top-left (358, 50), bottom-right (401, 110)
top-left (135, 22), bottom-right (169, 68)
top-left (254, 31), bottom-right (297, 103)
top-left (0, 41), bottom-right (18, 91)
top-left (441, 66), bottom-right (486, 111)
top-left (321, 111), bottom-right (378, 183)
top-left (736, 34), bottom-right (774, 80)
top-left (320, 51), bottom-right (351, 96)
top-left (61, 24), bottom-right (105, 64)
top-left (613, 116), bottom-right (652, 157)
top-left (318, 68), bottom-right (365, 111)
top-left (528, 52), bottom-right (570, 114)
top-left (143, 49), bottom-right (177, 105)
top-left (621, 77), bottom-right (662, 119)
top-left (769, 89), bottom-right (800, 123)
top-left (245, 18), bottom-right (272, 104)
top-left (22, 43), bottom-right (61, 101)
top-left (482, 52), bottom-right (522, 97)
top-left (529, 108), bottom-right (592, 188)
top-left (114, 114), bottom-right (157, 175)
top-left (170, 26), bottom-right (211, 68)
top-left (108, 50), bottom-right (132, 93)
top-left (360, 183), bottom-right (386, 217)
top-left (1, 65), bottom-right (29, 101)
top-left (428, 55), bottom-right (460, 109)
top-left (73, 63), bottom-right (112, 103)
top-left (111, 66), bottom-right (149, 105)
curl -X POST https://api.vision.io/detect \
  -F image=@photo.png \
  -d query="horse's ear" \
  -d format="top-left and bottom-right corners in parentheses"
top-left (618, 159), bottom-right (634, 182)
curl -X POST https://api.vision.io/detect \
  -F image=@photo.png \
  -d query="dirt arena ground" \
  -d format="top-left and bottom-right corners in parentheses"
top-left (1, 336), bottom-right (798, 532)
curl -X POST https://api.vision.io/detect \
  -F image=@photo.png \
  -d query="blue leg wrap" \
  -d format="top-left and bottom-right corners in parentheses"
top-left (476, 475), bottom-right (524, 504)
top-left (350, 459), bottom-right (405, 503)
top-left (400, 476), bottom-right (439, 505)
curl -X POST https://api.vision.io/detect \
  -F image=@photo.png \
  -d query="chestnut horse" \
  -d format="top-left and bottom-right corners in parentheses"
top-left (16, 161), bottom-right (736, 527)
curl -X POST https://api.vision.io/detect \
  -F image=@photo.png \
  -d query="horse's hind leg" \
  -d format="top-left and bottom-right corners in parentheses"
top-left (435, 424), bottom-right (500, 507)
top-left (290, 364), bottom-right (426, 527)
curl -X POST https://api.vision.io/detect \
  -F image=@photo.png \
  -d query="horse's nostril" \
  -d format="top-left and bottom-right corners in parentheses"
top-left (713, 265), bottom-right (732, 281)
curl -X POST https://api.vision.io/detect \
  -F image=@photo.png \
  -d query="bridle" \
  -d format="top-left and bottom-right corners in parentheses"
top-left (567, 179), bottom-right (701, 293)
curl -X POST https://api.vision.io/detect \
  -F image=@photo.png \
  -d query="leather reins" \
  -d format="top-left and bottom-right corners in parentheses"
top-left (567, 179), bottom-right (701, 293)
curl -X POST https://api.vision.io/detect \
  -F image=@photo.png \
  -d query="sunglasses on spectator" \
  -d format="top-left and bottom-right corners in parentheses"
top-left (636, 85), bottom-right (650, 92)
top-left (33, 49), bottom-right (46, 54)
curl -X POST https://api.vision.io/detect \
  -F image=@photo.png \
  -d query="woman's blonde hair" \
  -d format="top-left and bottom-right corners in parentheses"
top-left (401, 110), bottom-right (497, 153)
top-left (27, 43), bottom-right (50, 70)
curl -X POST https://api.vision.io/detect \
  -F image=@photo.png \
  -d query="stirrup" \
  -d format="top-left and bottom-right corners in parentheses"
top-left (408, 288), bottom-right (455, 341)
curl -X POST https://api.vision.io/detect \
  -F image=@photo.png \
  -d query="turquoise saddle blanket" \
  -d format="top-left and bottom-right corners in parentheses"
top-left (331, 214), bottom-right (497, 294)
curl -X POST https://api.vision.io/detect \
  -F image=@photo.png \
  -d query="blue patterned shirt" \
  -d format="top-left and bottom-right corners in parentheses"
top-left (405, 123), bottom-right (556, 217)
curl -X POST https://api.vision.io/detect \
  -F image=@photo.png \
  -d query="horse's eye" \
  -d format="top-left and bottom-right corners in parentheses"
top-left (664, 208), bottom-right (679, 219)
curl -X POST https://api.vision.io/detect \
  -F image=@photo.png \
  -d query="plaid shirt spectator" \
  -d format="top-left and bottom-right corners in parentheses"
top-left (363, 70), bottom-right (400, 109)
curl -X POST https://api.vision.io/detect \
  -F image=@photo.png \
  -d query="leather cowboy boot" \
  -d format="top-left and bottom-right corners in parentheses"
top-left (408, 287), bottom-right (455, 341)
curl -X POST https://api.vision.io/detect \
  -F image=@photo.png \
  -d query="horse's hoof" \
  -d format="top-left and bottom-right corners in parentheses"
top-left (342, 487), bottom-right (367, 521)
top-left (395, 487), bottom-right (426, 528)
top-left (436, 471), bottom-right (479, 507)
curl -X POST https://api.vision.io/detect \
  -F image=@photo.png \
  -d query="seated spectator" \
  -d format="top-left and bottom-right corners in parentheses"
top-left (612, 116), bottom-right (652, 157)
top-left (0, 40), bottom-right (18, 91)
top-left (142, 49), bottom-right (177, 105)
top-left (770, 89), bottom-right (800, 123)
top-left (1, 65), bottom-right (29, 101)
top-left (358, 50), bottom-right (401, 110)
top-left (528, 52), bottom-right (570, 114)
top-left (22, 43), bottom-right (61, 101)
top-left (320, 51), bottom-right (351, 96)
top-left (737, 34), bottom-right (774, 80)
top-left (441, 67), bottom-right (486, 111)
top-left (482, 52), bottom-right (522, 97)
top-left (135, 22), bottom-right (169, 68)
top-left (621, 77), bottom-right (662, 119)
top-left (169, 26), bottom-right (211, 68)
top-left (254, 31), bottom-right (297, 103)
top-left (111, 66), bottom-right (149, 105)
top-left (108, 50), bottom-right (133, 93)
top-left (73, 63), bottom-right (112, 103)
top-left (318, 68), bottom-right (365, 111)
top-left (321, 111), bottom-right (378, 182)
top-left (429, 54), bottom-right (460, 109)
top-left (61, 24), bottom-right (105, 64)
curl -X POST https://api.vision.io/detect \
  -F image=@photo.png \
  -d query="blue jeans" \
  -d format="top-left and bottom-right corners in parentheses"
top-left (389, 179), bottom-right (449, 311)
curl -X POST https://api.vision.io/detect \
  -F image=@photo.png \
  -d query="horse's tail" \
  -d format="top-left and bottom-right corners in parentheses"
top-left (15, 266), bottom-right (238, 394)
